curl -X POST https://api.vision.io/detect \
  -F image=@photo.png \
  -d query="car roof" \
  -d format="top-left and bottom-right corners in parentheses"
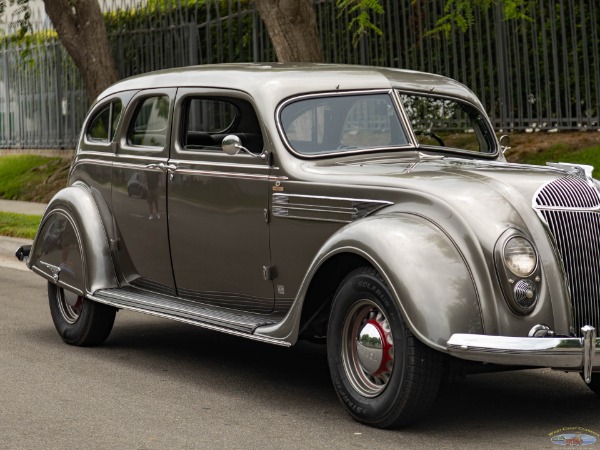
top-left (96, 63), bottom-right (482, 108)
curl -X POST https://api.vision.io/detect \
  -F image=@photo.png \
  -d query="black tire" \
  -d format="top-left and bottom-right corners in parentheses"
top-left (327, 267), bottom-right (442, 428)
top-left (48, 282), bottom-right (117, 346)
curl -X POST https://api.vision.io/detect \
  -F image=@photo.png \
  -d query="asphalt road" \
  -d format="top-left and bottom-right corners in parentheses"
top-left (1, 265), bottom-right (600, 449)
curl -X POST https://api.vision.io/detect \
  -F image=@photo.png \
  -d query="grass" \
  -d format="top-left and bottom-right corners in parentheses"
top-left (0, 154), bottom-right (68, 201)
top-left (514, 143), bottom-right (600, 168)
top-left (0, 212), bottom-right (42, 239)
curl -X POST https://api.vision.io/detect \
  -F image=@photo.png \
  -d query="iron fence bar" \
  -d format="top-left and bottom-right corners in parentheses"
top-left (591, 0), bottom-right (600, 128)
top-left (2, 46), bottom-right (9, 146)
top-left (1, 0), bottom-right (599, 149)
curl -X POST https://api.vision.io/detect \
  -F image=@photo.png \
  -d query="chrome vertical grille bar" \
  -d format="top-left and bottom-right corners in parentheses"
top-left (536, 176), bottom-right (600, 337)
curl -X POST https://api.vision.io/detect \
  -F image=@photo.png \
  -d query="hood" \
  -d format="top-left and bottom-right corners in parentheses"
top-left (300, 153), bottom-right (578, 247)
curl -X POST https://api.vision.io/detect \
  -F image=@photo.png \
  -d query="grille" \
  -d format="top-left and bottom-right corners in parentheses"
top-left (535, 176), bottom-right (600, 208)
top-left (535, 177), bottom-right (600, 336)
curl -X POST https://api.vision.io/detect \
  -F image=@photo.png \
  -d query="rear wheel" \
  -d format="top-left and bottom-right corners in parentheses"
top-left (48, 282), bottom-right (116, 346)
top-left (327, 267), bottom-right (442, 428)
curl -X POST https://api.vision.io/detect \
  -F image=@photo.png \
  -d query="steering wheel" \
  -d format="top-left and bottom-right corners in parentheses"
top-left (415, 130), bottom-right (445, 147)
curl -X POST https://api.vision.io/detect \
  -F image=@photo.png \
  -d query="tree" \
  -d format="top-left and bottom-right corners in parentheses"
top-left (433, 0), bottom-right (529, 35)
top-left (253, 0), bottom-right (323, 63)
top-left (1, 0), bottom-right (528, 99)
top-left (1, 0), bottom-right (118, 100)
top-left (252, 0), bottom-right (528, 63)
top-left (43, 0), bottom-right (118, 100)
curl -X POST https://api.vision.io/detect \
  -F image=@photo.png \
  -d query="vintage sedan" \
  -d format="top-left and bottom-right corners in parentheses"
top-left (17, 64), bottom-right (600, 428)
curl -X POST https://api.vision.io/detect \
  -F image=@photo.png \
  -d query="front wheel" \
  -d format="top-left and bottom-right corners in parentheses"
top-left (48, 282), bottom-right (117, 346)
top-left (327, 267), bottom-right (442, 428)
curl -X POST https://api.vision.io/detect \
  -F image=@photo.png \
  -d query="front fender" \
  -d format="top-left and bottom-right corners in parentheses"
top-left (28, 185), bottom-right (118, 296)
top-left (255, 212), bottom-right (483, 351)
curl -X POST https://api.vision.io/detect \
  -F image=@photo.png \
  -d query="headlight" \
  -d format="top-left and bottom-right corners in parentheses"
top-left (495, 230), bottom-right (541, 315)
top-left (503, 236), bottom-right (537, 277)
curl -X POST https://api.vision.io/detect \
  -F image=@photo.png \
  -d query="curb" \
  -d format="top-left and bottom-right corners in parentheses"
top-left (0, 236), bottom-right (32, 272)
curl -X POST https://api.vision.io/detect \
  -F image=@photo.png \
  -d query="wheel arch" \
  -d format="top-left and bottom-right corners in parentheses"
top-left (256, 212), bottom-right (484, 351)
top-left (298, 252), bottom-right (372, 339)
top-left (28, 184), bottom-right (119, 296)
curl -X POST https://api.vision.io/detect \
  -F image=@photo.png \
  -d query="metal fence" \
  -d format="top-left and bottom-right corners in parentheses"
top-left (1, 0), bottom-right (599, 149)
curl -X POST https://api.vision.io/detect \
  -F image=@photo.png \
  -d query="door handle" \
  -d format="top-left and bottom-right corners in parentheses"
top-left (158, 163), bottom-right (177, 171)
top-left (146, 163), bottom-right (177, 171)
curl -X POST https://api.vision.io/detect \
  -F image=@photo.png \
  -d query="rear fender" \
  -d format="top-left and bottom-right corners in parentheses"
top-left (255, 213), bottom-right (483, 351)
top-left (28, 185), bottom-right (118, 296)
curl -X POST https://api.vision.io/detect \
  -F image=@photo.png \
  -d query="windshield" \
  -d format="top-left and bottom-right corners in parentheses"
top-left (398, 92), bottom-right (496, 154)
top-left (279, 92), bottom-right (409, 156)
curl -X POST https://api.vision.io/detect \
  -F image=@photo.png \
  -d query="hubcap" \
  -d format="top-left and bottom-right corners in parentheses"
top-left (341, 299), bottom-right (394, 397)
top-left (57, 288), bottom-right (84, 324)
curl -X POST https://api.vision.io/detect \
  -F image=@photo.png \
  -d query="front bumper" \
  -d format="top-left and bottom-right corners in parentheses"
top-left (447, 326), bottom-right (600, 382)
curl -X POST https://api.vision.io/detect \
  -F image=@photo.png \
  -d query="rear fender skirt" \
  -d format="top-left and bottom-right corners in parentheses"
top-left (28, 185), bottom-right (118, 295)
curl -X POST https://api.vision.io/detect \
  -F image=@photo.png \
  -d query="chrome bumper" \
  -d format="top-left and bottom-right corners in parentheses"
top-left (447, 326), bottom-right (600, 383)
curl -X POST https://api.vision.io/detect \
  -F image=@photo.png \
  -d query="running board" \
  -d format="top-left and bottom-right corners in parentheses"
top-left (90, 286), bottom-right (289, 346)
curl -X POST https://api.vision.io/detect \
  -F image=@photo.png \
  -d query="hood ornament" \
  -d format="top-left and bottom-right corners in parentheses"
top-left (546, 162), bottom-right (594, 183)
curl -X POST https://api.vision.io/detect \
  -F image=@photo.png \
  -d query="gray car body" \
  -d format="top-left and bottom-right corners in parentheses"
top-left (27, 64), bottom-right (593, 367)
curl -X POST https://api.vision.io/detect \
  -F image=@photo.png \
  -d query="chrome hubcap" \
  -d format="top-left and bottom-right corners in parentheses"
top-left (57, 288), bottom-right (83, 324)
top-left (341, 299), bottom-right (394, 397)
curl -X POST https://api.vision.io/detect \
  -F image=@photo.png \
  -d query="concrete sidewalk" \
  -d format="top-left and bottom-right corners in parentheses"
top-left (0, 199), bottom-right (47, 271)
top-left (0, 199), bottom-right (47, 215)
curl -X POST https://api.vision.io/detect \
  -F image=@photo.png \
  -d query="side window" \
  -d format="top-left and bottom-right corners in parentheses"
top-left (88, 105), bottom-right (110, 141)
top-left (127, 95), bottom-right (170, 148)
top-left (86, 100), bottom-right (123, 143)
top-left (282, 103), bottom-right (327, 147)
top-left (398, 93), bottom-right (494, 153)
top-left (188, 98), bottom-right (237, 133)
top-left (342, 97), bottom-right (406, 147)
top-left (280, 93), bottom-right (408, 155)
top-left (181, 97), bottom-right (263, 153)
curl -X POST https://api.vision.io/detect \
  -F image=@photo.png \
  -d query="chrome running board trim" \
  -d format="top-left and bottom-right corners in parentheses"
top-left (90, 287), bottom-right (290, 347)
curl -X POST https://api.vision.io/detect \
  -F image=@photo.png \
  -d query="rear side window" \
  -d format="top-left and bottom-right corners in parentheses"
top-left (127, 95), bottom-right (170, 148)
top-left (86, 101), bottom-right (122, 143)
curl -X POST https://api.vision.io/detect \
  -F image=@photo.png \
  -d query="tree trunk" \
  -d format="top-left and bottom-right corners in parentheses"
top-left (253, 0), bottom-right (324, 63)
top-left (43, 0), bottom-right (118, 101)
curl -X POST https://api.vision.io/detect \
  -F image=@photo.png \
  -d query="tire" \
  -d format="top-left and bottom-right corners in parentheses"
top-left (327, 267), bottom-right (442, 428)
top-left (48, 282), bottom-right (117, 346)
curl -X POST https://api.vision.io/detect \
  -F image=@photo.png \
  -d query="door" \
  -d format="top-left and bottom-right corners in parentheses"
top-left (112, 89), bottom-right (176, 294)
top-left (168, 89), bottom-right (273, 313)
top-left (167, 89), bottom-right (274, 313)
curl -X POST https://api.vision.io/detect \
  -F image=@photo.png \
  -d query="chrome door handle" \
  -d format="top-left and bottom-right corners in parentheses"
top-left (146, 163), bottom-right (177, 171)
top-left (157, 163), bottom-right (177, 171)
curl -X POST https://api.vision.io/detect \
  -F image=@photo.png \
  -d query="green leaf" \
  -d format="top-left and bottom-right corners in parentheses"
top-left (337, 0), bottom-right (384, 46)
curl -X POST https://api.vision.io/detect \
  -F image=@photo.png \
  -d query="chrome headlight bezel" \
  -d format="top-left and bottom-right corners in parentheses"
top-left (503, 235), bottom-right (538, 277)
top-left (494, 229), bottom-right (542, 315)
